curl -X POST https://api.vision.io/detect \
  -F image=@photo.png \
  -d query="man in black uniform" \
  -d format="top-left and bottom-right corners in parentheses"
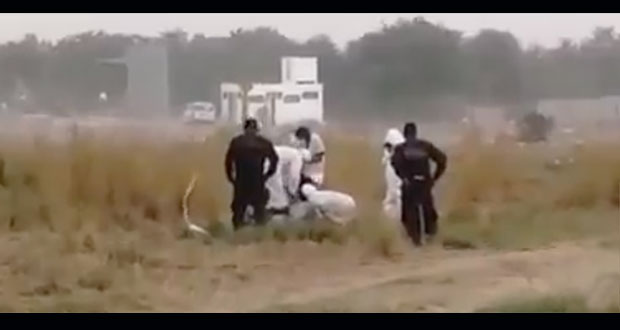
top-left (225, 119), bottom-right (279, 230)
top-left (391, 122), bottom-right (447, 246)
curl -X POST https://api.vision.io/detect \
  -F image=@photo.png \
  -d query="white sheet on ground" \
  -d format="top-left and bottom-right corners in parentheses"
top-left (300, 183), bottom-right (356, 225)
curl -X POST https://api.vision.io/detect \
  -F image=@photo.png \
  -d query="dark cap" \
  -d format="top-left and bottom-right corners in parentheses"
top-left (244, 118), bottom-right (259, 131)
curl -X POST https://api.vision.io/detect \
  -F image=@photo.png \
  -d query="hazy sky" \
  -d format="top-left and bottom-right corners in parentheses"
top-left (1, 13), bottom-right (620, 49)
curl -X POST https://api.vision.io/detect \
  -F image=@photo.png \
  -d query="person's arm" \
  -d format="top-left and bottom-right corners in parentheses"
top-left (308, 152), bottom-right (325, 164)
top-left (263, 141), bottom-right (279, 180)
top-left (224, 139), bottom-right (236, 184)
top-left (390, 145), bottom-right (407, 181)
top-left (382, 144), bottom-right (392, 165)
top-left (307, 134), bottom-right (325, 164)
top-left (427, 142), bottom-right (447, 182)
top-left (288, 152), bottom-right (304, 196)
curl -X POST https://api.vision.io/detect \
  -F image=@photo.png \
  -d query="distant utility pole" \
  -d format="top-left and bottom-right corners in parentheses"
top-left (241, 82), bottom-right (251, 122)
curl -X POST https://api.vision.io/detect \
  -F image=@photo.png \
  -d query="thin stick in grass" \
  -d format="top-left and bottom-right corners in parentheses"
top-left (182, 173), bottom-right (210, 237)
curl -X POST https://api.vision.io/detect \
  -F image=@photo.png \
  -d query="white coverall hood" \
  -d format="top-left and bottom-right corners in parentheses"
top-left (384, 128), bottom-right (405, 146)
top-left (382, 128), bottom-right (405, 220)
top-left (382, 128), bottom-right (405, 164)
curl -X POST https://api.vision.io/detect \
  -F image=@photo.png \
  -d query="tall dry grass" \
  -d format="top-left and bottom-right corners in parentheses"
top-left (0, 124), bottom-right (619, 311)
top-left (439, 131), bottom-right (620, 249)
top-left (0, 126), bottom-right (619, 248)
top-left (0, 129), bottom-right (232, 234)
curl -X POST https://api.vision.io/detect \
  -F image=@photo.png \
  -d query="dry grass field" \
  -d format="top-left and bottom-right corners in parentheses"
top-left (0, 122), bottom-right (618, 312)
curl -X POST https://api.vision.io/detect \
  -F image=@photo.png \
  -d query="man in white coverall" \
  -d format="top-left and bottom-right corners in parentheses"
top-left (264, 145), bottom-right (310, 216)
top-left (382, 128), bottom-right (405, 220)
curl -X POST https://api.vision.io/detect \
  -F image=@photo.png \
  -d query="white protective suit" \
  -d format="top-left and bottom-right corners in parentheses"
top-left (298, 183), bottom-right (357, 225)
top-left (265, 146), bottom-right (310, 210)
top-left (382, 128), bottom-right (405, 220)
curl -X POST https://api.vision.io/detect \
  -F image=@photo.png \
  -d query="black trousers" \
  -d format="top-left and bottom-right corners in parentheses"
top-left (231, 182), bottom-right (269, 230)
top-left (400, 181), bottom-right (438, 246)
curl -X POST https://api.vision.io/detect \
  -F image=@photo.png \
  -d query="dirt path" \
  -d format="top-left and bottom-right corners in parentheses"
top-left (193, 240), bottom-right (619, 312)
top-left (0, 232), bottom-right (617, 312)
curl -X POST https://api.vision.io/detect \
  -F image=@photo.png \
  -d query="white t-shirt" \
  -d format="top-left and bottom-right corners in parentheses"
top-left (303, 133), bottom-right (326, 185)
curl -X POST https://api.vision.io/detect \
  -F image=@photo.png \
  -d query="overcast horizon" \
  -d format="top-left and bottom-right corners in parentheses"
top-left (1, 13), bottom-right (620, 49)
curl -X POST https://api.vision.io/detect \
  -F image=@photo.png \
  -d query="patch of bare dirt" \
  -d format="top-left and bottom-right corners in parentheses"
top-left (197, 241), bottom-right (619, 312)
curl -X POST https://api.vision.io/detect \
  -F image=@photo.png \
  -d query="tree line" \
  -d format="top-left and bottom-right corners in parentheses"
top-left (2, 17), bottom-right (620, 120)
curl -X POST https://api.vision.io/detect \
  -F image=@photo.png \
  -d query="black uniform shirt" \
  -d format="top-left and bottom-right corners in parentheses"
top-left (225, 133), bottom-right (278, 187)
top-left (391, 139), bottom-right (447, 183)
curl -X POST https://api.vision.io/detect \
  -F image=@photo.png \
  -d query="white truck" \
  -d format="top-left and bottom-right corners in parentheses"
top-left (219, 57), bottom-right (324, 127)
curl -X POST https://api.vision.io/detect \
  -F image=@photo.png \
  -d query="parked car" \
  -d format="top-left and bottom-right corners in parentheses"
top-left (182, 102), bottom-right (216, 123)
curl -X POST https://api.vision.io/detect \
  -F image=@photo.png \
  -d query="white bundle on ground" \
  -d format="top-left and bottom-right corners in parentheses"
top-left (300, 183), bottom-right (357, 225)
